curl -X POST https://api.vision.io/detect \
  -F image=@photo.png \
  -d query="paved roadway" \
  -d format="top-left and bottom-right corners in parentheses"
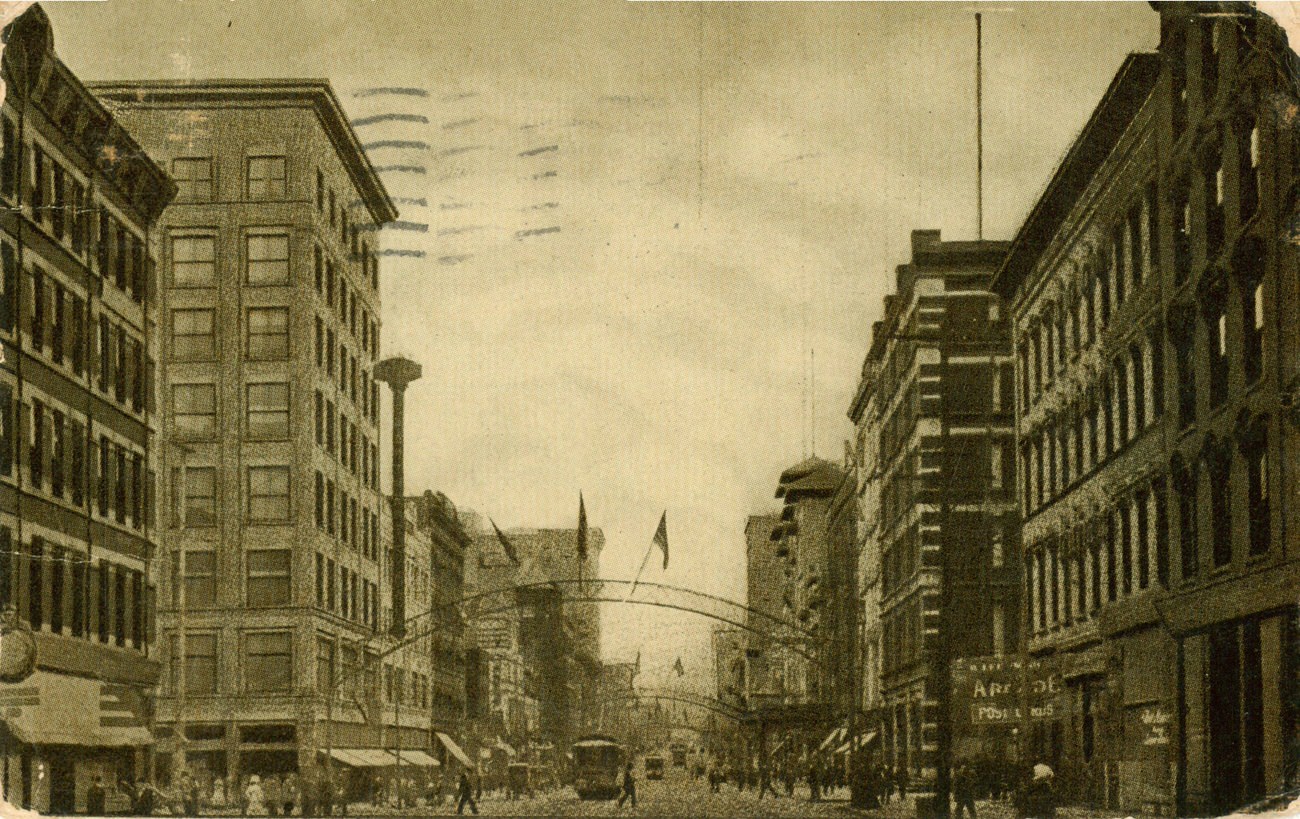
top-left (352, 767), bottom-right (859, 817)
top-left (343, 768), bottom-right (1177, 818)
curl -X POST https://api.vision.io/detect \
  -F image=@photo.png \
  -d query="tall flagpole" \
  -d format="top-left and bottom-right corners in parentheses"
top-left (976, 12), bottom-right (984, 240)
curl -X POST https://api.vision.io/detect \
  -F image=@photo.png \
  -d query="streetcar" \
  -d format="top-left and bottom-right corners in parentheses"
top-left (571, 734), bottom-right (624, 800)
top-left (644, 755), bottom-right (665, 780)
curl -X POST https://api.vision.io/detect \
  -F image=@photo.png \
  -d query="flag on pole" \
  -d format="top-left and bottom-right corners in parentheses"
top-left (653, 511), bottom-right (668, 569)
top-left (489, 518), bottom-right (520, 564)
top-left (674, 656), bottom-right (685, 677)
top-left (577, 493), bottom-right (589, 562)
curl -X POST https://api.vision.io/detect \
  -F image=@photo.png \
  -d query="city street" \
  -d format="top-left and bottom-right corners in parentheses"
top-left (339, 770), bottom-right (1157, 819)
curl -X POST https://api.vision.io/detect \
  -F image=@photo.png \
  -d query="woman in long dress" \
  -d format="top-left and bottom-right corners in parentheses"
top-left (245, 774), bottom-right (267, 816)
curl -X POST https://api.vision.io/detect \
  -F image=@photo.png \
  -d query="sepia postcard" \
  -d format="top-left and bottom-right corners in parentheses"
top-left (0, 0), bottom-right (1296, 817)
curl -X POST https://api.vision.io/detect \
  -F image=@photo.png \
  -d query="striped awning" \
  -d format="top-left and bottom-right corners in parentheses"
top-left (393, 750), bottom-right (440, 767)
top-left (436, 732), bottom-right (474, 767)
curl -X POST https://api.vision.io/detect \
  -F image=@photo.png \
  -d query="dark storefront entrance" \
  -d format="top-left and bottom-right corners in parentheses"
top-left (1207, 620), bottom-right (1266, 814)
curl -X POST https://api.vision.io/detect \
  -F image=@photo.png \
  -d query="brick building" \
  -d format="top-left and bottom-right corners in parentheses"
top-left (89, 78), bottom-right (405, 783)
top-left (0, 7), bottom-right (176, 813)
top-left (853, 230), bottom-right (1016, 813)
top-left (992, 3), bottom-right (1299, 814)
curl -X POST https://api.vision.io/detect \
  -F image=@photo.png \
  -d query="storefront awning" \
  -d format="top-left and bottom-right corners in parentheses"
top-left (1, 672), bottom-right (152, 748)
top-left (392, 750), bottom-right (439, 767)
top-left (324, 748), bottom-right (398, 768)
top-left (834, 730), bottom-right (879, 755)
top-left (437, 732), bottom-right (474, 767)
top-left (818, 726), bottom-right (846, 752)
top-left (6, 720), bottom-right (151, 748)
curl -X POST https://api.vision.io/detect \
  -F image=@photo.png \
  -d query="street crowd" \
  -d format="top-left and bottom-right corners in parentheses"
top-left (690, 754), bottom-right (1060, 819)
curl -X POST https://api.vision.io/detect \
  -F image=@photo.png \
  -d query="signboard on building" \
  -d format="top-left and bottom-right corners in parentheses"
top-left (950, 655), bottom-right (1065, 726)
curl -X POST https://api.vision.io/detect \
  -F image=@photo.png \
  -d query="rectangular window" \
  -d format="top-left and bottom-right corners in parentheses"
top-left (173, 383), bottom-right (217, 438)
top-left (315, 390), bottom-right (324, 445)
top-left (246, 307), bottom-right (289, 360)
top-left (247, 465), bottom-right (290, 522)
top-left (246, 232), bottom-right (290, 285)
top-left (314, 471), bottom-right (324, 528)
top-left (247, 550), bottom-right (291, 606)
top-left (179, 466), bottom-right (217, 527)
top-left (326, 557), bottom-right (336, 611)
top-left (173, 632), bottom-right (217, 694)
top-left (0, 242), bottom-right (15, 333)
top-left (1244, 281), bottom-right (1263, 384)
top-left (317, 636), bottom-right (335, 694)
top-left (246, 382), bottom-right (290, 440)
top-left (171, 158), bottom-right (213, 201)
top-left (1211, 451), bottom-right (1234, 567)
top-left (183, 549), bottom-right (217, 608)
top-left (113, 565), bottom-right (125, 645)
top-left (244, 631), bottom-right (292, 692)
top-left (172, 235), bottom-right (216, 287)
top-left (246, 156), bottom-right (286, 199)
top-left (1248, 443), bottom-right (1270, 556)
top-left (0, 118), bottom-right (15, 200)
top-left (173, 309), bottom-right (216, 361)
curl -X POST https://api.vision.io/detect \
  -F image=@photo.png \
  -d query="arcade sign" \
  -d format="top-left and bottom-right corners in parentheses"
top-left (950, 655), bottom-right (1065, 726)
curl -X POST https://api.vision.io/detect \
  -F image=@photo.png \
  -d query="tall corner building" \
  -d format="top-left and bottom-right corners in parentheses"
top-left (852, 229), bottom-right (1016, 810)
top-left (992, 3), bottom-right (1300, 814)
top-left (90, 78), bottom-right (402, 783)
top-left (0, 5), bottom-right (177, 814)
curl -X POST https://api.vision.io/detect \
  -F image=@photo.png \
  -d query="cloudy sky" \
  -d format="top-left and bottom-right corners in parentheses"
top-left (43, 0), bottom-right (1163, 688)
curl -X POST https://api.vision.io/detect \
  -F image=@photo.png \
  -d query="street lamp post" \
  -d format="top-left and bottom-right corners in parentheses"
top-left (374, 355), bottom-right (423, 640)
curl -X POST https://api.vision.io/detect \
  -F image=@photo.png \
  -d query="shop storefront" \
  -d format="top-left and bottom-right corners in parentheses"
top-left (0, 671), bottom-right (153, 814)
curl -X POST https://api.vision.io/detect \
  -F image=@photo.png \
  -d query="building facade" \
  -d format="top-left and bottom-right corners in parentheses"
top-left (0, 7), bottom-right (176, 813)
top-left (741, 512), bottom-right (782, 709)
top-left (825, 453), bottom-right (861, 734)
top-left (91, 79), bottom-right (401, 783)
top-left (993, 4), bottom-right (1299, 814)
top-left (848, 353), bottom-right (886, 750)
top-left (856, 230), bottom-right (1017, 811)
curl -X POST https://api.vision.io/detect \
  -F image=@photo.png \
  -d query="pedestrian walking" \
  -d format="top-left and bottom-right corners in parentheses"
top-left (456, 770), bottom-right (479, 815)
top-left (86, 775), bottom-right (107, 816)
top-left (282, 772), bottom-right (298, 816)
top-left (264, 774), bottom-right (282, 817)
top-left (757, 760), bottom-right (780, 800)
top-left (299, 768), bottom-right (316, 818)
top-left (616, 762), bottom-right (636, 808)
top-left (807, 758), bottom-right (821, 802)
top-left (954, 764), bottom-right (977, 819)
top-left (245, 775), bottom-right (267, 817)
top-left (1013, 764), bottom-right (1056, 819)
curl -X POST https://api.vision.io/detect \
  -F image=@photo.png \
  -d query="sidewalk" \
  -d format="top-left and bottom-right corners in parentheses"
top-left (841, 794), bottom-right (1164, 819)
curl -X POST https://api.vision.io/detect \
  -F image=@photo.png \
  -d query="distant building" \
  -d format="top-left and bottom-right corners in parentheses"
top-left (741, 513), bottom-right (781, 708)
top-left (712, 627), bottom-right (746, 710)
top-left (848, 360), bottom-right (886, 749)
top-left (463, 524), bottom-right (603, 752)
top-left (597, 661), bottom-right (637, 745)
top-left (462, 529), bottom-right (538, 750)
top-left (992, 4), bottom-right (1299, 814)
top-left (824, 450), bottom-right (859, 736)
top-left (91, 77), bottom-right (400, 783)
top-left (0, 7), bottom-right (176, 813)
top-left (773, 457), bottom-right (841, 708)
top-left (854, 229), bottom-right (1016, 811)
top-left (469, 527), bottom-right (603, 750)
